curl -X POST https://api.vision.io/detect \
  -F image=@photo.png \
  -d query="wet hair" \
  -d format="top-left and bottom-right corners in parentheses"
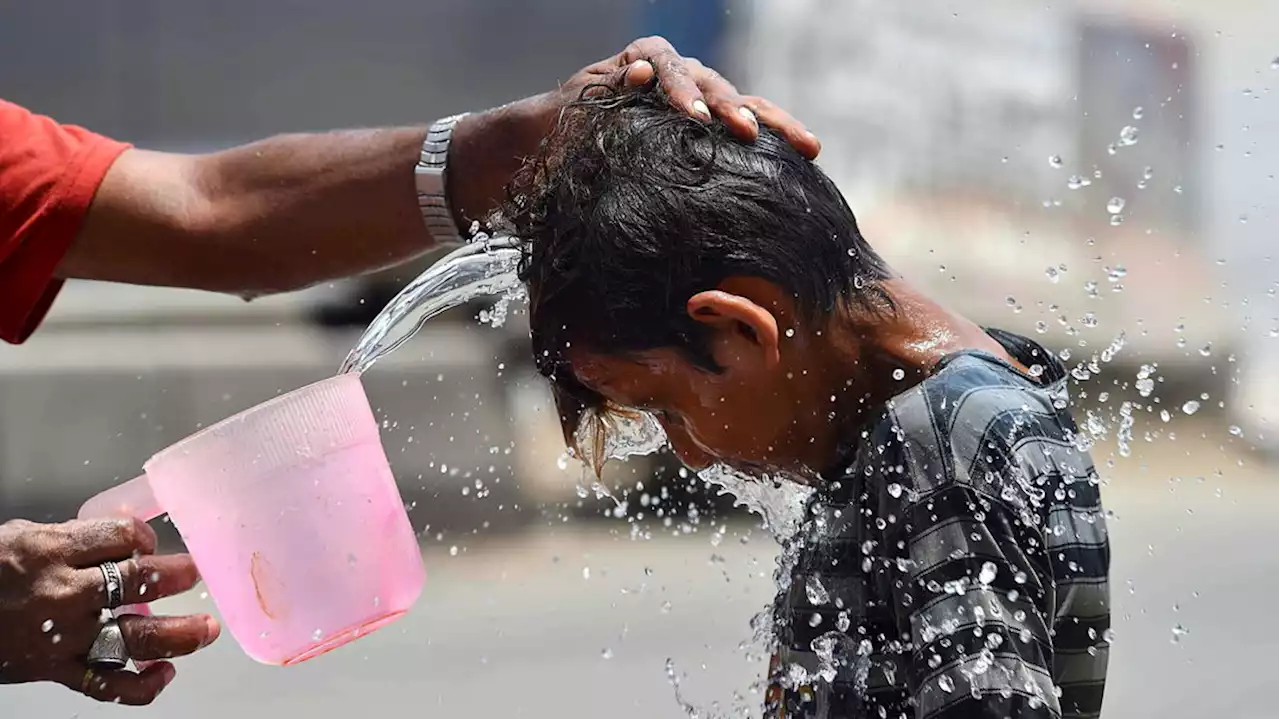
top-left (496, 82), bottom-right (894, 453)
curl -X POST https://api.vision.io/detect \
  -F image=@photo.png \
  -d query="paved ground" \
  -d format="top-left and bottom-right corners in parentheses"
top-left (6, 433), bottom-right (1277, 718)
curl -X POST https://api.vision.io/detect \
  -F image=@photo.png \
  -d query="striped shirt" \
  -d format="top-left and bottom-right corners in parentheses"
top-left (765, 329), bottom-right (1110, 719)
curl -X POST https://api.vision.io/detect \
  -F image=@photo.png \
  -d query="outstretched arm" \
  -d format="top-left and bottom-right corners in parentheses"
top-left (56, 37), bottom-right (818, 297)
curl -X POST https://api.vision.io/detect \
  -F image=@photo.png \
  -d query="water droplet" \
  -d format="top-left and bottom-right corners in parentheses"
top-left (1170, 623), bottom-right (1189, 643)
top-left (1132, 106), bottom-right (1145, 120)
top-left (887, 482), bottom-right (903, 499)
top-left (312, 628), bottom-right (324, 641)
top-left (938, 675), bottom-right (955, 693)
top-left (978, 561), bottom-right (998, 585)
top-left (1109, 214), bottom-right (1124, 226)
top-left (582, 566), bottom-right (591, 580)
top-left (1160, 409), bottom-right (1171, 422)
top-left (1272, 57), bottom-right (1279, 71)
top-left (449, 545), bottom-right (459, 556)
top-left (1045, 266), bottom-right (1062, 283)
top-left (1181, 400), bottom-right (1201, 415)
top-left (660, 600), bottom-right (672, 613)
top-left (808, 612), bottom-right (823, 628)
top-left (785, 328), bottom-right (796, 338)
top-left (1238, 214), bottom-right (1248, 224)
top-left (51, 634), bottom-right (61, 644)
top-left (601, 647), bottom-right (613, 659)
top-left (1199, 343), bottom-right (1212, 357)
top-left (1067, 174), bottom-right (1091, 190)
top-left (1228, 425), bottom-right (1243, 437)
top-left (805, 575), bottom-right (830, 605)
top-left (892, 368), bottom-right (905, 381)
top-left (1106, 197), bottom-right (1126, 214)
top-left (1013, 571), bottom-right (1028, 585)
top-left (1142, 166), bottom-right (1154, 180)
top-left (1119, 125), bottom-right (1140, 146)
top-left (1048, 155), bottom-right (1063, 168)
top-left (41, 619), bottom-right (53, 633)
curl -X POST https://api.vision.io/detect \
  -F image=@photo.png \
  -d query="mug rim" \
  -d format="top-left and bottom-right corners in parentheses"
top-left (144, 373), bottom-right (366, 471)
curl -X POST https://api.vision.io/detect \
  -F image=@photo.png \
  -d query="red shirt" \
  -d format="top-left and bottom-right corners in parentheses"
top-left (0, 99), bottom-right (131, 344)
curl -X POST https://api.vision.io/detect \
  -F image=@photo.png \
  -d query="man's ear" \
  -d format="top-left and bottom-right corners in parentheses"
top-left (686, 280), bottom-right (782, 371)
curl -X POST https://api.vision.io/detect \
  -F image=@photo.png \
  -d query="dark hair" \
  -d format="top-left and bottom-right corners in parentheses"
top-left (496, 82), bottom-right (894, 453)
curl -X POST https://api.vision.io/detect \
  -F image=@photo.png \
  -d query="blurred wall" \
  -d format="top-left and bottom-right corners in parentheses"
top-left (736, 0), bottom-right (1278, 445)
top-left (0, 0), bottom-right (634, 149)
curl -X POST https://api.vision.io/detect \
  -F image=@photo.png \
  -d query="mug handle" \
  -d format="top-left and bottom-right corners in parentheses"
top-left (78, 474), bottom-right (165, 667)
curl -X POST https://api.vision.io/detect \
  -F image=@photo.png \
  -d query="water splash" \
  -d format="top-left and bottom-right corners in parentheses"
top-left (572, 408), bottom-right (669, 472)
top-left (696, 465), bottom-right (814, 544)
top-left (339, 232), bottom-right (523, 375)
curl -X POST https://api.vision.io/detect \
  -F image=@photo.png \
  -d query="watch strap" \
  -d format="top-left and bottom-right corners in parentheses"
top-left (415, 112), bottom-right (470, 244)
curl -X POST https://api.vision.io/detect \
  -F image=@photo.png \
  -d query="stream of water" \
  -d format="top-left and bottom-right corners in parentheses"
top-left (338, 233), bottom-right (524, 376)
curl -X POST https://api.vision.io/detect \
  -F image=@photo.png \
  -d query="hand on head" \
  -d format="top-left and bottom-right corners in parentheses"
top-left (556, 35), bottom-right (820, 160)
top-left (0, 517), bottom-right (219, 705)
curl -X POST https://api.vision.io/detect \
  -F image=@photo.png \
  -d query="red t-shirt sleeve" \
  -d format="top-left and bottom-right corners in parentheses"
top-left (0, 98), bottom-right (131, 344)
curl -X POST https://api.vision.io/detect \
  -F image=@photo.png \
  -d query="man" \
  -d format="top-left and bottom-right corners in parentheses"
top-left (0, 37), bottom-right (819, 706)
top-left (506, 83), bottom-right (1110, 717)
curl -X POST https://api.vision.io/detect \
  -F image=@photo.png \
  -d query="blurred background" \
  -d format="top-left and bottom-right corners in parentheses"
top-left (1, 0), bottom-right (1276, 717)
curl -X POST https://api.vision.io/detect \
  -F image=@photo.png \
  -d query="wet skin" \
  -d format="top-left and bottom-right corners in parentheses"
top-left (569, 276), bottom-right (1030, 479)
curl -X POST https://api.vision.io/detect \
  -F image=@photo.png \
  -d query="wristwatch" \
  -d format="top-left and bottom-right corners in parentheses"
top-left (415, 112), bottom-right (470, 244)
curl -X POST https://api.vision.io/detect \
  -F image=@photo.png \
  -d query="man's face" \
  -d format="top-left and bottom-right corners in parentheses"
top-left (568, 347), bottom-right (797, 473)
top-left (563, 277), bottom-right (823, 474)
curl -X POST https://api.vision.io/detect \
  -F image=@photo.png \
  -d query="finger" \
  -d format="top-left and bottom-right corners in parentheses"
top-left (620, 36), bottom-right (708, 122)
top-left (116, 553), bottom-right (200, 604)
top-left (703, 91), bottom-right (759, 142)
top-left (67, 553), bottom-right (200, 615)
top-left (741, 96), bottom-right (822, 160)
top-left (118, 613), bottom-right (220, 661)
top-left (61, 662), bottom-right (177, 706)
top-left (63, 517), bottom-right (157, 566)
top-left (622, 58), bottom-right (655, 88)
top-left (677, 58), bottom-right (758, 140)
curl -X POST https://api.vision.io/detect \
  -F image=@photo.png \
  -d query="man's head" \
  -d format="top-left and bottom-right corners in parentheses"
top-left (500, 84), bottom-right (894, 473)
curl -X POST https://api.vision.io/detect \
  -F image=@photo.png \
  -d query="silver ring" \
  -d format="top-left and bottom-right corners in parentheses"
top-left (98, 561), bottom-right (124, 610)
top-left (87, 617), bottom-right (130, 671)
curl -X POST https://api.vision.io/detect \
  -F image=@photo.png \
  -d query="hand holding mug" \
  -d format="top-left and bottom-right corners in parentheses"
top-left (0, 517), bottom-right (220, 705)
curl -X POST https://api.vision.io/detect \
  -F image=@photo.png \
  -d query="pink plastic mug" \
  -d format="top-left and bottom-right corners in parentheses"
top-left (78, 374), bottom-right (424, 666)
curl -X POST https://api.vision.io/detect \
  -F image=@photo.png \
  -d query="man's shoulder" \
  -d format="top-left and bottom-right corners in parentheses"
top-left (888, 352), bottom-right (1069, 443)
top-left (867, 352), bottom-right (1090, 501)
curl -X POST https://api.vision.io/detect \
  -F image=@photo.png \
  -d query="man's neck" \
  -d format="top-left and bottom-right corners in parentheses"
top-left (790, 279), bottom-right (1009, 474)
